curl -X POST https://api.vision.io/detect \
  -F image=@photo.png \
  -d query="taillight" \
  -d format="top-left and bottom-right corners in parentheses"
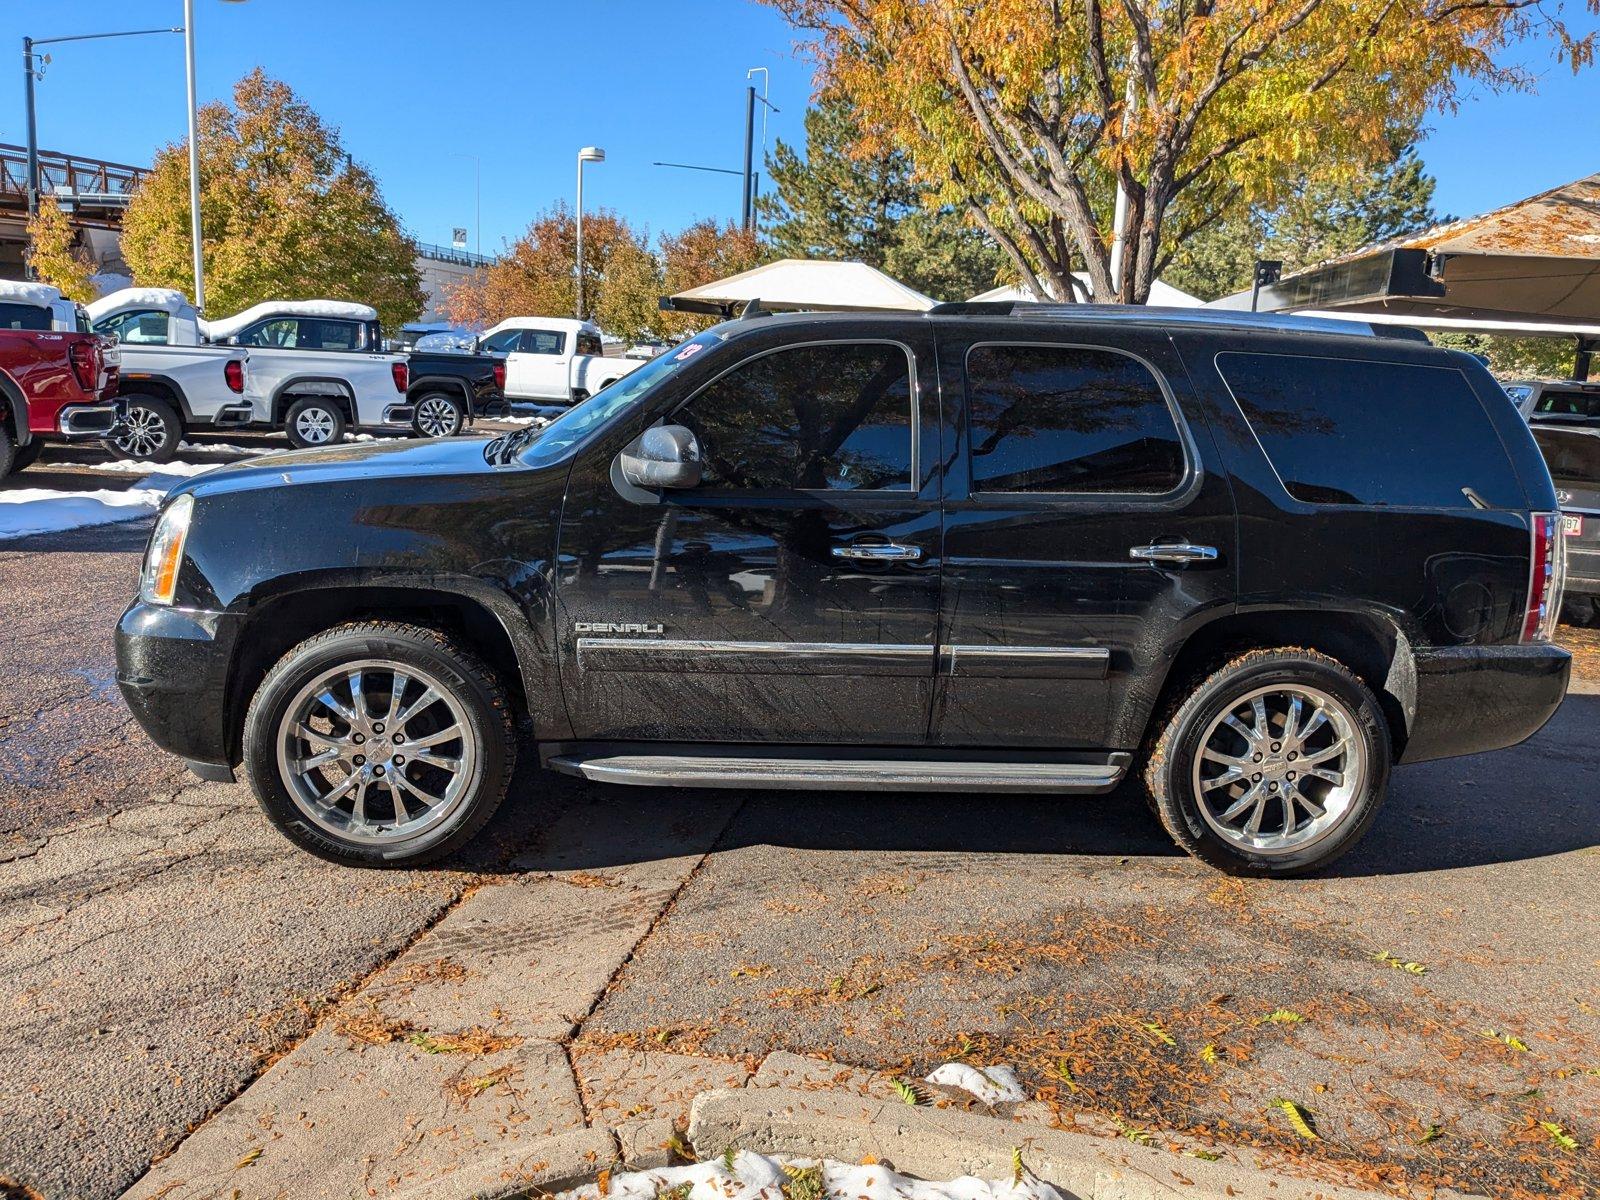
top-left (1522, 512), bottom-right (1568, 643)
top-left (391, 361), bottom-right (409, 393)
top-left (224, 359), bottom-right (245, 394)
top-left (69, 339), bottom-right (100, 392)
top-left (493, 361), bottom-right (506, 392)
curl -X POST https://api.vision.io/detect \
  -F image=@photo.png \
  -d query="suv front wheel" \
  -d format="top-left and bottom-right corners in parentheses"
top-left (1145, 648), bottom-right (1391, 876)
top-left (242, 622), bottom-right (516, 866)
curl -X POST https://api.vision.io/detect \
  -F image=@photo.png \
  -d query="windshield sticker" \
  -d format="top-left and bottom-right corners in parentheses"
top-left (673, 343), bottom-right (705, 362)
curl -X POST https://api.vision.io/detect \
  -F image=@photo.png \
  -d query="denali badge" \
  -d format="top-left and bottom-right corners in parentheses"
top-left (574, 621), bottom-right (665, 635)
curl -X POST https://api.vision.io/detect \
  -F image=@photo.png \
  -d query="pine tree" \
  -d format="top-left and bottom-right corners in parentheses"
top-left (759, 94), bottom-right (1003, 301)
top-left (120, 69), bottom-right (424, 331)
top-left (25, 196), bottom-right (97, 303)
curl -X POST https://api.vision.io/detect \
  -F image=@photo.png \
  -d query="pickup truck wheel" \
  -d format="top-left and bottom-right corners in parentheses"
top-left (109, 397), bottom-right (181, 463)
top-left (0, 427), bottom-right (17, 479)
top-left (284, 398), bottom-right (346, 448)
top-left (242, 621), bottom-right (516, 867)
top-left (9, 438), bottom-right (42, 473)
top-left (1143, 648), bottom-right (1390, 877)
top-left (412, 392), bottom-right (464, 438)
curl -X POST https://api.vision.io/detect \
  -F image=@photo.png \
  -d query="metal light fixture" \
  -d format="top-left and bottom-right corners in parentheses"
top-left (575, 146), bottom-right (605, 320)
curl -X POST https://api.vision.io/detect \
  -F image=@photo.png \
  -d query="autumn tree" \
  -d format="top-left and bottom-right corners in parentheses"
top-left (25, 197), bottom-right (97, 303)
top-left (659, 219), bottom-right (769, 336)
top-left (767, 0), bottom-right (1595, 304)
top-left (122, 68), bottom-right (424, 330)
top-left (760, 94), bottom-right (1003, 300)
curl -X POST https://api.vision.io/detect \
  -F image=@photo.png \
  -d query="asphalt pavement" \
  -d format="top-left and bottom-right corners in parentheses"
top-left (2, 436), bottom-right (1597, 1200)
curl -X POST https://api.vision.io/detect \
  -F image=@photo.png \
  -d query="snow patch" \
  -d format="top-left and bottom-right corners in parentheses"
top-left (201, 299), bottom-right (378, 340)
top-left (86, 287), bottom-right (192, 321)
top-left (178, 440), bottom-right (273, 456)
top-left (90, 458), bottom-right (224, 477)
top-left (555, 1154), bottom-right (1060, 1200)
top-left (925, 1063), bottom-right (1028, 1105)
top-left (0, 280), bottom-right (61, 308)
top-left (0, 486), bottom-right (162, 540)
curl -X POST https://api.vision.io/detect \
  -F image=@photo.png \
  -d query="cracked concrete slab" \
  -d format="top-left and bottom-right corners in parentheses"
top-left (119, 791), bottom-right (742, 1199)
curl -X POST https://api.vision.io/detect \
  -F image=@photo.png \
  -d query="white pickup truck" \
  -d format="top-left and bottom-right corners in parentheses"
top-left (473, 317), bottom-right (644, 406)
top-left (200, 300), bottom-right (412, 447)
top-left (86, 289), bottom-right (252, 462)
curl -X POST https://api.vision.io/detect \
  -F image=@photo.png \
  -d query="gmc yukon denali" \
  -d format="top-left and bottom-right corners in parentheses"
top-left (115, 305), bottom-right (1571, 875)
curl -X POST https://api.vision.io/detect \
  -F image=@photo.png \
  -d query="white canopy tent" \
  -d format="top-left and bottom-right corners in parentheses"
top-left (970, 278), bottom-right (1204, 307)
top-left (665, 258), bottom-right (937, 318)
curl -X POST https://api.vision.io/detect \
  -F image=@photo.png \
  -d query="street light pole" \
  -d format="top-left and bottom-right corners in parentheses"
top-left (575, 146), bottom-right (604, 320)
top-left (182, 0), bottom-right (207, 312)
top-left (22, 38), bottom-right (40, 220)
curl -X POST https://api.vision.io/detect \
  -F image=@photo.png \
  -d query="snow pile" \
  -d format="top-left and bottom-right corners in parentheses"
top-left (90, 458), bottom-right (224, 478)
top-left (925, 1063), bottom-right (1028, 1105)
top-left (557, 1153), bottom-right (1060, 1200)
top-left (0, 486), bottom-right (163, 541)
top-left (86, 287), bottom-right (192, 321)
top-left (178, 440), bottom-right (273, 456)
top-left (0, 280), bottom-right (62, 308)
top-left (201, 299), bottom-right (378, 341)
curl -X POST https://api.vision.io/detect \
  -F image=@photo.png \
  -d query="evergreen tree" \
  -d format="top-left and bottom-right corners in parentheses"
top-left (121, 69), bottom-right (424, 331)
top-left (759, 94), bottom-right (1003, 301)
top-left (25, 197), bottom-right (97, 303)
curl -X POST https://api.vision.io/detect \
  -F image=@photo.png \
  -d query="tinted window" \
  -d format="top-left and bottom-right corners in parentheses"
top-left (1219, 353), bottom-right (1523, 509)
top-left (95, 309), bottom-right (171, 345)
top-left (297, 319), bottom-right (361, 351)
top-left (1533, 427), bottom-right (1600, 485)
top-left (964, 344), bottom-right (1185, 493)
top-left (520, 330), bottom-right (565, 355)
top-left (480, 329), bottom-right (520, 354)
top-left (679, 342), bottom-right (914, 491)
top-left (576, 333), bottom-right (604, 356)
top-left (0, 303), bottom-right (51, 331)
top-left (1534, 389), bottom-right (1600, 419)
top-left (240, 318), bottom-right (299, 348)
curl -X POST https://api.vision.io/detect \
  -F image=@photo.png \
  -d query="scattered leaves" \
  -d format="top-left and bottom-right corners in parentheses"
top-left (406, 1028), bottom-right (520, 1056)
top-left (1256, 1009), bottom-right (1306, 1026)
top-left (1011, 1146), bottom-right (1024, 1185)
top-left (1114, 1117), bottom-right (1154, 1144)
top-left (234, 1148), bottom-right (263, 1169)
top-left (1540, 1122), bottom-right (1578, 1153)
top-left (1199, 1044), bottom-right (1220, 1065)
top-left (781, 1163), bottom-right (825, 1200)
top-left (597, 1168), bottom-right (612, 1197)
top-left (1481, 1029), bottom-right (1530, 1052)
top-left (1270, 1098), bottom-right (1319, 1141)
top-left (1141, 1020), bottom-right (1177, 1046)
top-left (1416, 1124), bottom-right (1444, 1145)
top-left (657, 1182), bottom-right (693, 1200)
top-left (1053, 1058), bottom-right (1078, 1091)
top-left (1184, 1149), bottom-right (1223, 1162)
top-left (722, 1145), bottom-right (739, 1173)
top-left (730, 964), bottom-right (772, 980)
top-left (892, 1077), bottom-right (925, 1106)
top-left (1374, 950), bottom-right (1428, 975)
top-left (667, 1131), bottom-right (697, 1162)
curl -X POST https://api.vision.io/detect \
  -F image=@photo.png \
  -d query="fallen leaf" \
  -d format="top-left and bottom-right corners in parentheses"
top-left (1270, 1098), bottom-right (1319, 1141)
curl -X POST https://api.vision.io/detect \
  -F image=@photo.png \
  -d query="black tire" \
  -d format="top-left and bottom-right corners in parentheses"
top-left (0, 426), bottom-right (17, 480)
top-left (283, 397), bottom-right (347, 449)
top-left (1560, 596), bottom-right (1597, 628)
top-left (109, 396), bottom-right (182, 463)
top-left (1143, 648), bottom-right (1391, 877)
top-left (411, 391), bottom-right (465, 439)
top-left (13, 439), bottom-right (42, 471)
top-left (242, 621), bottom-right (517, 867)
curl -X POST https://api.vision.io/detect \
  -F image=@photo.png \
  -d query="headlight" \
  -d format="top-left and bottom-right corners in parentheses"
top-left (140, 494), bottom-right (194, 606)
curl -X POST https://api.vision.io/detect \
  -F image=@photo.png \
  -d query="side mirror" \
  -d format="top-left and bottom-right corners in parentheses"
top-left (618, 424), bottom-right (702, 490)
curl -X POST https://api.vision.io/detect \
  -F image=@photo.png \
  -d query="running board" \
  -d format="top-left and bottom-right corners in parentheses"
top-left (547, 752), bottom-right (1128, 794)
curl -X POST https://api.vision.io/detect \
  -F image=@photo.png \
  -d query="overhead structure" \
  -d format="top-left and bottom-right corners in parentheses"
top-left (1208, 172), bottom-right (1600, 377)
top-left (663, 258), bottom-right (937, 318)
top-left (970, 278), bottom-right (1204, 308)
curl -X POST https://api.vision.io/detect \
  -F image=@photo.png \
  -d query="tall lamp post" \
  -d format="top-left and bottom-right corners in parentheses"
top-left (186, 0), bottom-right (249, 313)
top-left (575, 146), bottom-right (604, 320)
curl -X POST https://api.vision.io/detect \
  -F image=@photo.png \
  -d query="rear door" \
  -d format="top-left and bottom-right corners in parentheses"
top-left (931, 321), bottom-right (1237, 749)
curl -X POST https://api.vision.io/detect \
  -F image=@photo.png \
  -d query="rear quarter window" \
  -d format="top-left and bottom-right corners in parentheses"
top-left (1216, 352), bottom-right (1524, 510)
top-left (0, 302), bottom-right (51, 331)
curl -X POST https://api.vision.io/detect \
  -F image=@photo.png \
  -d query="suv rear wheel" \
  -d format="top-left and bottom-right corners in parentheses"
top-left (1144, 648), bottom-right (1390, 876)
top-left (412, 392), bottom-right (465, 438)
top-left (242, 622), bottom-right (516, 866)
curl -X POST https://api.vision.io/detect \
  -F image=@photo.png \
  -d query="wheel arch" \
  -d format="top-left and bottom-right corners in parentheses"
top-left (222, 580), bottom-right (547, 764)
top-left (119, 375), bottom-right (191, 424)
top-left (407, 376), bottom-right (470, 405)
top-left (0, 370), bottom-right (31, 446)
top-left (1134, 606), bottom-right (1417, 760)
top-left (271, 376), bottom-right (356, 425)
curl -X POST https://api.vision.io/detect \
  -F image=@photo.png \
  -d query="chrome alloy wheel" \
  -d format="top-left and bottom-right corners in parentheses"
top-left (275, 659), bottom-right (478, 846)
top-left (415, 396), bottom-right (461, 437)
top-left (113, 404), bottom-right (167, 457)
top-left (1191, 683), bottom-right (1366, 857)
top-left (294, 406), bottom-right (337, 444)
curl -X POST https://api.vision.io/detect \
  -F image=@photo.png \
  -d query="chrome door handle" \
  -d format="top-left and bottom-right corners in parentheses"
top-left (832, 543), bottom-right (923, 562)
top-left (1130, 542), bottom-right (1219, 565)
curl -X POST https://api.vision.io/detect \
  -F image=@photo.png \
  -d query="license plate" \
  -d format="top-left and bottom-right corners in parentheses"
top-left (1563, 514), bottom-right (1583, 536)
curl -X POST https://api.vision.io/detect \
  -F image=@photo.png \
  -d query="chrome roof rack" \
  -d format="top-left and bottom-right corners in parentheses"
top-left (925, 301), bottom-right (1424, 340)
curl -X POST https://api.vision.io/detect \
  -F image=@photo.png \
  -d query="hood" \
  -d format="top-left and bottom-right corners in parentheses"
top-left (172, 436), bottom-right (506, 501)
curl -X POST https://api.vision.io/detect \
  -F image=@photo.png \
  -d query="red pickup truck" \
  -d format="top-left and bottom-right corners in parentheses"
top-left (0, 282), bottom-right (121, 479)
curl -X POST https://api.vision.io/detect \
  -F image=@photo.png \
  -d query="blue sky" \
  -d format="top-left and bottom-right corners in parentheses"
top-left (4, 0), bottom-right (1596, 250)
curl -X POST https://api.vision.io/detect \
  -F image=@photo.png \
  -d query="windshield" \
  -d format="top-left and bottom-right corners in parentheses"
top-left (520, 331), bottom-right (723, 465)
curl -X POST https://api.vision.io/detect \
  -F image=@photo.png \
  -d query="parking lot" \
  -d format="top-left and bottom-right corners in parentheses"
top-left (2, 434), bottom-right (1598, 1200)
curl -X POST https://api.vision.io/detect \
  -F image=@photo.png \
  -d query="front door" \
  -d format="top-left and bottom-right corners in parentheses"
top-left (553, 327), bottom-right (942, 744)
top-left (931, 325), bottom-right (1237, 749)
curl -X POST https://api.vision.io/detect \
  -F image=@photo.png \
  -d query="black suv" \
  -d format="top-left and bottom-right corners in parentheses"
top-left (115, 305), bottom-right (1570, 876)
